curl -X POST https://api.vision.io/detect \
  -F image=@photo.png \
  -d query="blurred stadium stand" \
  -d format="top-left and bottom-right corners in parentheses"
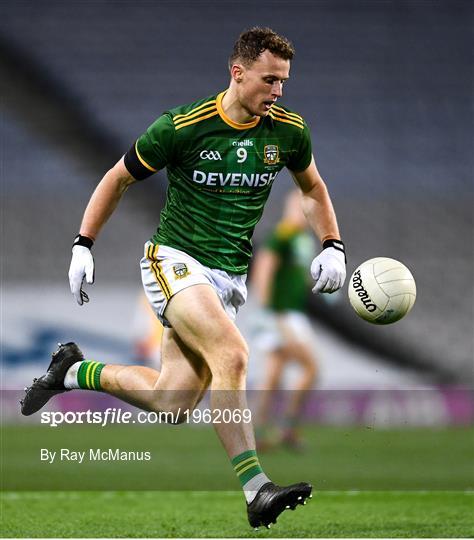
top-left (1, 1), bottom-right (472, 383)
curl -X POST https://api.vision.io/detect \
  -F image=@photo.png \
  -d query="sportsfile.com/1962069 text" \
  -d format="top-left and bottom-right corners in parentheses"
top-left (40, 408), bottom-right (253, 427)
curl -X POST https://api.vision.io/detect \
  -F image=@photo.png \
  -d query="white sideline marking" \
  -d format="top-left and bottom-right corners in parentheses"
top-left (2, 490), bottom-right (472, 500)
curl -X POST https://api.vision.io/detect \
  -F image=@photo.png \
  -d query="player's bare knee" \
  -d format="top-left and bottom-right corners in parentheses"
top-left (228, 354), bottom-right (248, 382)
top-left (212, 345), bottom-right (248, 385)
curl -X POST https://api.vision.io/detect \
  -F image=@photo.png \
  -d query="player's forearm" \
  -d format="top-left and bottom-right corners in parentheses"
top-left (301, 180), bottom-right (341, 243)
top-left (79, 158), bottom-right (136, 240)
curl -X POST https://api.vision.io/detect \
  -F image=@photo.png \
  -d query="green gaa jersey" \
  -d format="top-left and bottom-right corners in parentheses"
top-left (265, 222), bottom-right (316, 312)
top-left (124, 91), bottom-right (312, 274)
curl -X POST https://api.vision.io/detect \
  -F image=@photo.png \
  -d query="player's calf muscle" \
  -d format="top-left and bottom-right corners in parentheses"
top-left (102, 367), bottom-right (201, 418)
top-left (101, 365), bottom-right (159, 392)
top-left (98, 365), bottom-right (158, 412)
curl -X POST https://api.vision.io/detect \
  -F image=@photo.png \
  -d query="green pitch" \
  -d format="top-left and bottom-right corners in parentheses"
top-left (3, 424), bottom-right (473, 490)
top-left (2, 490), bottom-right (472, 537)
top-left (2, 424), bottom-right (473, 536)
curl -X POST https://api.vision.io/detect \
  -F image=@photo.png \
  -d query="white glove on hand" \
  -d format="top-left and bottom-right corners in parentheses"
top-left (69, 245), bottom-right (95, 305)
top-left (311, 241), bottom-right (346, 294)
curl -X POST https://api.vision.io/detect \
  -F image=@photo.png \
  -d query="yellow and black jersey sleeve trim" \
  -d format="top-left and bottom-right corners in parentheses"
top-left (174, 108), bottom-right (219, 130)
top-left (269, 108), bottom-right (305, 129)
top-left (172, 100), bottom-right (219, 131)
top-left (271, 105), bottom-right (304, 123)
top-left (173, 104), bottom-right (217, 126)
top-left (124, 141), bottom-right (157, 180)
top-left (173, 100), bottom-right (217, 121)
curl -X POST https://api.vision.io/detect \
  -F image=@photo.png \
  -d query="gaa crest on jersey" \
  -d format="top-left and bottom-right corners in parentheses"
top-left (263, 145), bottom-right (279, 165)
top-left (173, 263), bottom-right (190, 279)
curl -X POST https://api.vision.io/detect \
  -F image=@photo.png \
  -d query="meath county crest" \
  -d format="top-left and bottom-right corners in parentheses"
top-left (263, 144), bottom-right (279, 165)
top-left (173, 263), bottom-right (190, 279)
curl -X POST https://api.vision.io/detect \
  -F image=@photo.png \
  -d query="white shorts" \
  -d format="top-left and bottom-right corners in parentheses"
top-left (256, 310), bottom-right (315, 352)
top-left (140, 243), bottom-right (247, 328)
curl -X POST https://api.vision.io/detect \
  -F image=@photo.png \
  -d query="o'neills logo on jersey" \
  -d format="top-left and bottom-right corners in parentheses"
top-left (232, 140), bottom-right (254, 147)
top-left (264, 144), bottom-right (279, 165)
top-left (352, 270), bottom-right (377, 312)
top-left (193, 170), bottom-right (278, 188)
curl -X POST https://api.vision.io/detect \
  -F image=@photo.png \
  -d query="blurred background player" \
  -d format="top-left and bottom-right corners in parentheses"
top-left (252, 190), bottom-right (318, 451)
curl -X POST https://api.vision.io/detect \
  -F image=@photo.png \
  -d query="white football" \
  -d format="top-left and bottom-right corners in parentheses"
top-left (348, 257), bottom-right (416, 324)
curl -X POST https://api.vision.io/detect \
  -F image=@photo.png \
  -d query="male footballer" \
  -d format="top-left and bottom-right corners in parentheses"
top-left (21, 27), bottom-right (346, 528)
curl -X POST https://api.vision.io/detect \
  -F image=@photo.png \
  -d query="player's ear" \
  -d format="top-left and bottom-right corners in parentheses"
top-left (230, 63), bottom-right (244, 83)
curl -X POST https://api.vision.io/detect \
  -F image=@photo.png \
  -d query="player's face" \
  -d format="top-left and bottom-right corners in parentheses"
top-left (238, 50), bottom-right (290, 117)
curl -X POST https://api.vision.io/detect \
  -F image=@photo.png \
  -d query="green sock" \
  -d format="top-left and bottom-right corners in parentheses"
top-left (77, 361), bottom-right (105, 391)
top-left (231, 449), bottom-right (265, 487)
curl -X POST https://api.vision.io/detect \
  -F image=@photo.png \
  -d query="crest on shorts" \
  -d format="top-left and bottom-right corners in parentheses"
top-left (173, 263), bottom-right (190, 279)
top-left (263, 144), bottom-right (279, 165)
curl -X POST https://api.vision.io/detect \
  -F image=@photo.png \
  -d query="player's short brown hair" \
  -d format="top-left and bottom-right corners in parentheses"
top-left (229, 27), bottom-right (295, 69)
